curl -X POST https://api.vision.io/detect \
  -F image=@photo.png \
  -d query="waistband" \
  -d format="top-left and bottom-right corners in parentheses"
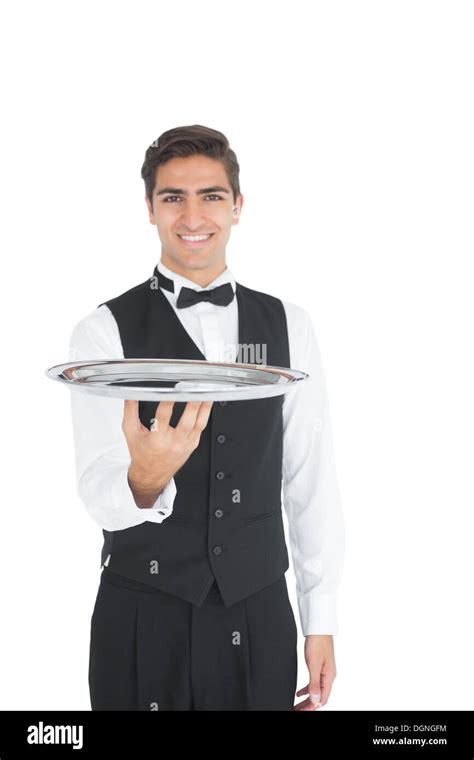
top-left (101, 566), bottom-right (221, 600)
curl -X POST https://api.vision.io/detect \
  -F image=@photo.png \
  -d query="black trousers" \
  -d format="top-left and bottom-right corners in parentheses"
top-left (89, 567), bottom-right (298, 711)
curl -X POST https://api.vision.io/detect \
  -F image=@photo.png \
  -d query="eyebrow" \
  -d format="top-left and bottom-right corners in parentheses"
top-left (156, 185), bottom-right (231, 197)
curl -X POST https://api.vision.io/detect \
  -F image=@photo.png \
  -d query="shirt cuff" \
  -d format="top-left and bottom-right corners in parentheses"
top-left (115, 465), bottom-right (177, 523)
top-left (297, 591), bottom-right (339, 636)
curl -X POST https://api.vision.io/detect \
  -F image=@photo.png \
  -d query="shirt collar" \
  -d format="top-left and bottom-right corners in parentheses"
top-left (156, 259), bottom-right (236, 304)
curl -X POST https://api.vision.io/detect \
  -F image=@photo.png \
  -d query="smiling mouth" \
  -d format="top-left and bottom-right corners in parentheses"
top-left (176, 233), bottom-right (215, 248)
top-left (177, 233), bottom-right (214, 241)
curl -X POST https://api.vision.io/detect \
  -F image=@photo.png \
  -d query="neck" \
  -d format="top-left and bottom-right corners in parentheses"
top-left (160, 256), bottom-right (227, 288)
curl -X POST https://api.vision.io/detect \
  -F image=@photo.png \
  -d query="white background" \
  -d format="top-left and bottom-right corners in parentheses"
top-left (0, 0), bottom-right (473, 710)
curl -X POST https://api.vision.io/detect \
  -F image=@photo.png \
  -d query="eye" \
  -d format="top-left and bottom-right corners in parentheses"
top-left (163, 195), bottom-right (224, 202)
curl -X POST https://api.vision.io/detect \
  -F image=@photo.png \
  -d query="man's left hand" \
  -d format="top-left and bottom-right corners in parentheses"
top-left (293, 635), bottom-right (337, 711)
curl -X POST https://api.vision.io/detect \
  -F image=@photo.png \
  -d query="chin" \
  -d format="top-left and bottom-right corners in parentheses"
top-left (167, 253), bottom-right (207, 270)
top-left (183, 250), bottom-right (215, 265)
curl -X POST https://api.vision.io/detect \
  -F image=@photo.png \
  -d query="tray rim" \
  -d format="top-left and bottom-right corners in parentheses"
top-left (45, 358), bottom-right (309, 402)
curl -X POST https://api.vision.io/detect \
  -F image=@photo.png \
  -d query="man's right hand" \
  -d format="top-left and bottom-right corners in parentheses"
top-left (122, 399), bottom-right (213, 507)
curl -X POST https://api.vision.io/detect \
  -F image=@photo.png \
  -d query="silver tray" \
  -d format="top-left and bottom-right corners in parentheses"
top-left (45, 358), bottom-right (309, 401)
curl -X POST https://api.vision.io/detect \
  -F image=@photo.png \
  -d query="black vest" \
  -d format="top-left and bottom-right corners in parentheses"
top-left (98, 266), bottom-right (291, 607)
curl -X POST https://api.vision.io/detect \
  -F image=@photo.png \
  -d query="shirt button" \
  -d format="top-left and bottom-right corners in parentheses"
top-left (215, 470), bottom-right (225, 480)
top-left (219, 400), bottom-right (227, 406)
top-left (217, 434), bottom-right (226, 444)
top-left (214, 509), bottom-right (224, 518)
top-left (213, 545), bottom-right (223, 555)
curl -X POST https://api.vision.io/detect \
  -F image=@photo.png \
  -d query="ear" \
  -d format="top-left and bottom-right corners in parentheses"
top-left (232, 193), bottom-right (244, 225)
top-left (145, 195), bottom-right (156, 225)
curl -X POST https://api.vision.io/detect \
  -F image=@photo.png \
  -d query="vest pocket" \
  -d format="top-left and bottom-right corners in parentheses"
top-left (244, 510), bottom-right (282, 524)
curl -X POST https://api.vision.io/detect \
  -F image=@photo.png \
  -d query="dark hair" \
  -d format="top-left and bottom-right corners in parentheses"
top-left (141, 124), bottom-right (240, 207)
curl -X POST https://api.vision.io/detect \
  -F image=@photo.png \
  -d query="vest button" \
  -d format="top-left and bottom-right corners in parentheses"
top-left (216, 434), bottom-right (226, 444)
top-left (213, 545), bottom-right (223, 555)
top-left (214, 509), bottom-right (224, 518)
top-left (215, 470), bottom-right (225, 480)
top-left (219, 400), bottom-right (227, 406)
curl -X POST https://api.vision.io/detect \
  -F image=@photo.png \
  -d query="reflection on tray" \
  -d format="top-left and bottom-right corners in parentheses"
top-left (104, 380), bottom-right (244, 389)
top-left (106, 380), bottom-right (178, 388)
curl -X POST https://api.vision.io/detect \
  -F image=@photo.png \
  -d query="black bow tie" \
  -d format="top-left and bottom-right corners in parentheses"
top-left (176, 283), bottom-right (234, 309)
top-left (152, 266), bottom-right (235, 309)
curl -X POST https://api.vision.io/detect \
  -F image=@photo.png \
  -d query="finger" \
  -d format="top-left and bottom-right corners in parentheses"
top-left (122, 399), bottom-right (141, 435)
top-left (175, 401), bottom-right (204, 434)
top-left (153, 400), bottom-right (175, 431)
top-left (295, 684), bottom-right (321, 709)
top-left (193, 401), bottom-right (213, 431)
top-left (319, 676), bottom-right (333, 706)
top-left (293, 697), bottom-right (315, 711)
top-left (293, 700), bottom-right (306, 711)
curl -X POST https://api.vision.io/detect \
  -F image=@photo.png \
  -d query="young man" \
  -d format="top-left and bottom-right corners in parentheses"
top-left (69, 124), bottom-right (345, 711)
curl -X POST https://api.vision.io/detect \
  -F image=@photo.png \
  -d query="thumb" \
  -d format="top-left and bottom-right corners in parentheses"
top-left (308, 670), bottom-right (322, 707)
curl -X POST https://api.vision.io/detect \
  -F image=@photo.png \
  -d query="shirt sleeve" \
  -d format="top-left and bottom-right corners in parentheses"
top-left (282, 302), bottom-right (345, 636)
top-left (68, 304), bottom-right (177, 532)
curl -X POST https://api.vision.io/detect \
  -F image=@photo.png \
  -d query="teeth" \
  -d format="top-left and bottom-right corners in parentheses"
top-left (179, 234), bottom-right (212, 241)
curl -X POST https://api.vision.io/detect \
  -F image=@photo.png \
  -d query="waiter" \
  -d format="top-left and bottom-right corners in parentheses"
top-left (68, 124), bottom-right (345, 711)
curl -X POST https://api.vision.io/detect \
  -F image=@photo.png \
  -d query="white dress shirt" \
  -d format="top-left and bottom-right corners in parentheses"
top-left (68, 260), bottom-right (345, 635)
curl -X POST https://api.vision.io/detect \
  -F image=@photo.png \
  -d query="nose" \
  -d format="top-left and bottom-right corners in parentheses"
top-left (180, 201), bottom-right (206, 231)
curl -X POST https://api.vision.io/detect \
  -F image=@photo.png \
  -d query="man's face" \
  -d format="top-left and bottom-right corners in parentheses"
top-left (146, 154), bottom-right (243, 275)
